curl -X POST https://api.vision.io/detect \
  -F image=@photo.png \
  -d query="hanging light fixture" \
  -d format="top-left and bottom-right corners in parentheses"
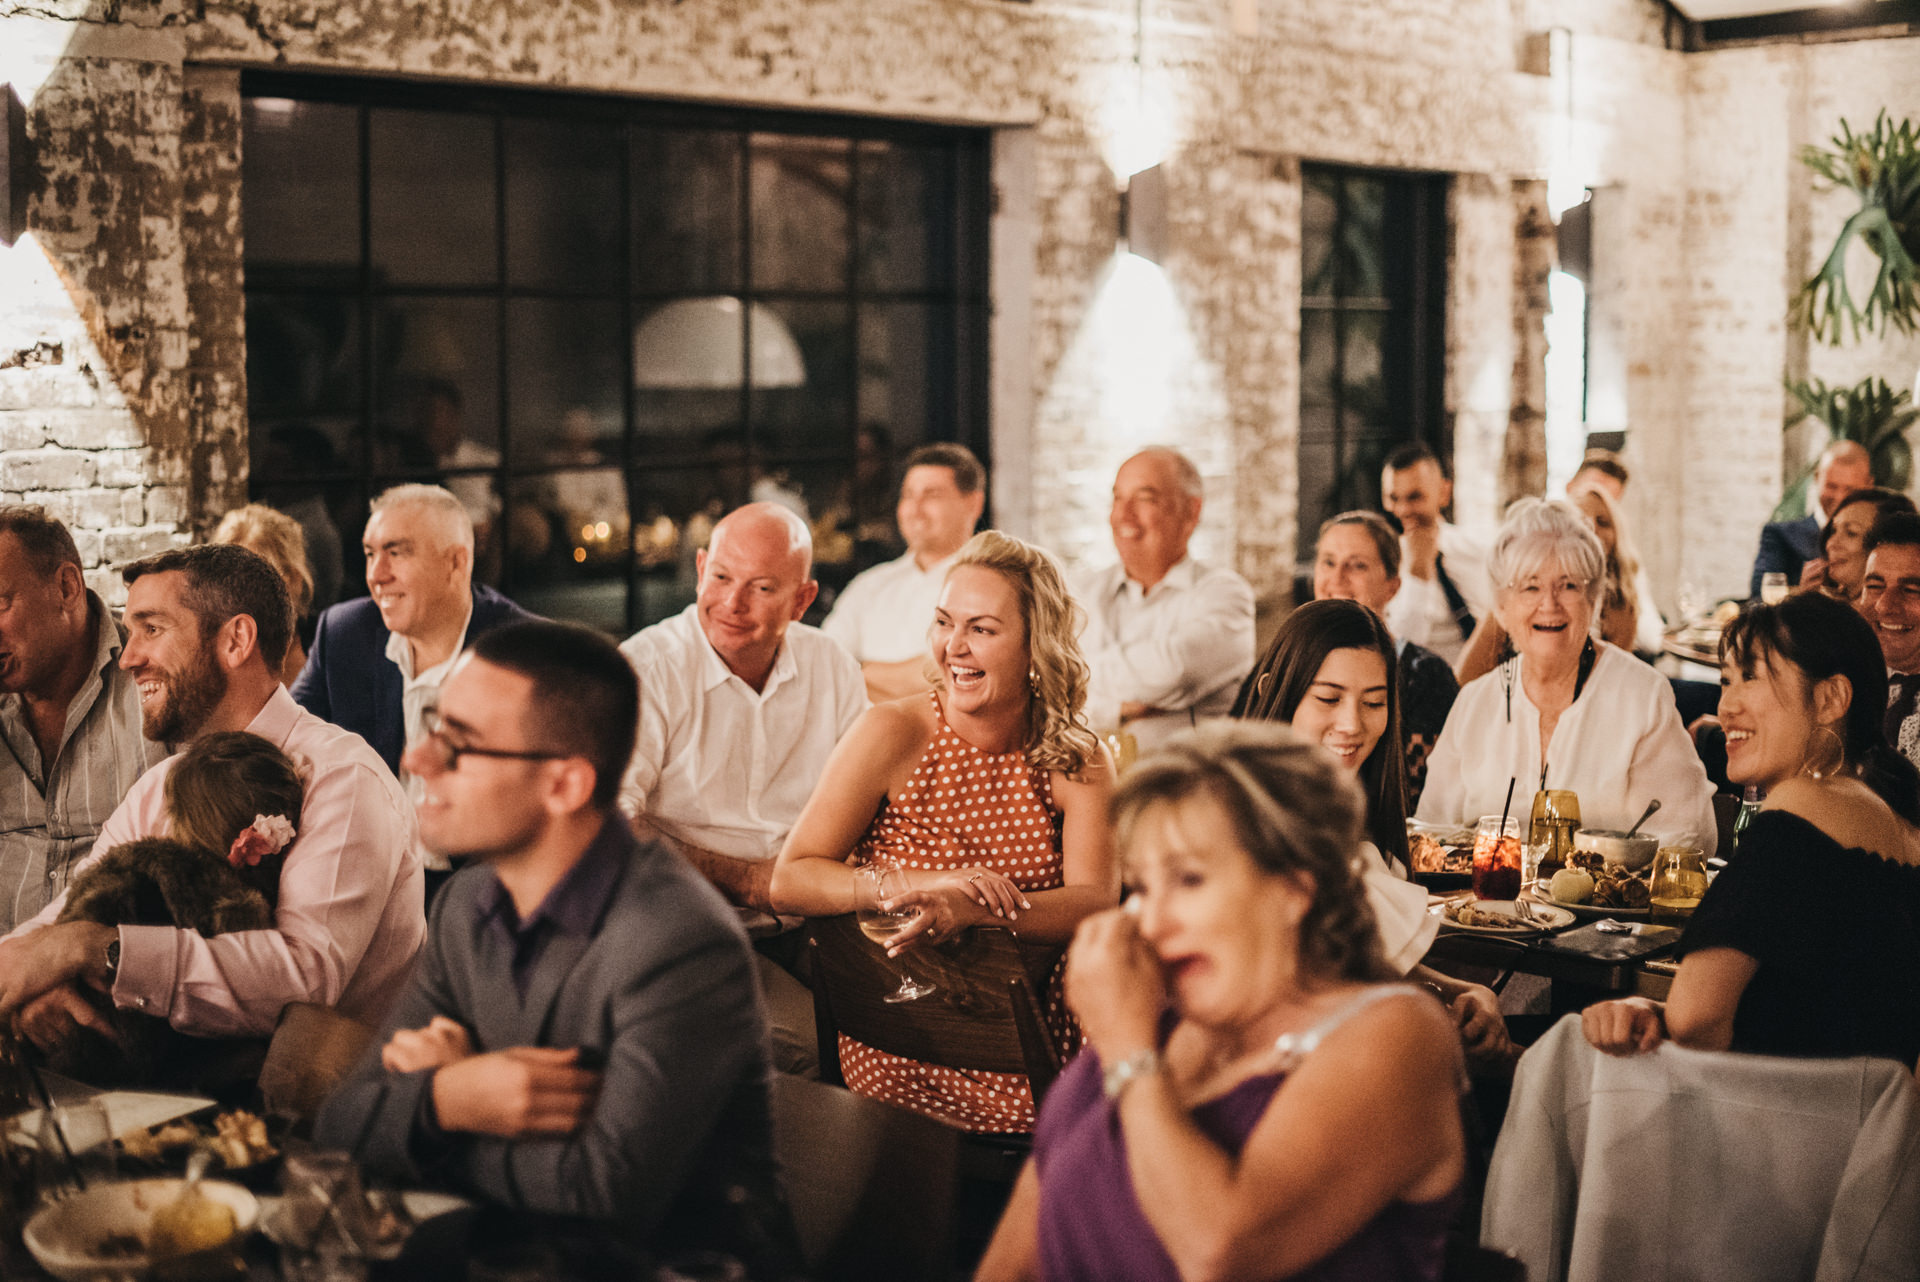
top-left (632, 296), bottom-right (807, 389)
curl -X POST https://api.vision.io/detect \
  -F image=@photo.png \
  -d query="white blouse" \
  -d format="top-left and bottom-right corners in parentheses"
top-left (1357, 840), bottom-right (1439, 975)
top-left (1414, 642), bottom-right (1718, 856)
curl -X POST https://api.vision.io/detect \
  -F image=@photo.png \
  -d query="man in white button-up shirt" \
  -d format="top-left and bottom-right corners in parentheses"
top-left (1073, 448), bottom-right (1255, 753)
top-left (1381, 442), bottom-right (1495, 669)
top-left (619, 503), bottom-right (867, 906)
top-left (821, 443), bottom-right (985, 703)
top-left (619, 503), bottom-right (865, 1075)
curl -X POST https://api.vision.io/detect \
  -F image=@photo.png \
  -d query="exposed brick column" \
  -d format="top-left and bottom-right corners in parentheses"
top-left (2, 28), bottom-right (193, 600)
top-left (180, 66), bottom-right (248, 535)
top-left (1506, 178), bottom-right (1553, 504)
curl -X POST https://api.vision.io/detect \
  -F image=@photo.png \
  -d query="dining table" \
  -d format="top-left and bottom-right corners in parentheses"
top-left (1423, 888), bottom-right (1685, 1015)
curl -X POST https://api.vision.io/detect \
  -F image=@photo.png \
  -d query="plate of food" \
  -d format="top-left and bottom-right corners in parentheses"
top-left (1434, 895), bottom-right (1575, 935)
top-left (118, 1108), bottom-right (282, 1188)
top-left (1534, 866), bottom-right (1652, 918)
top-left (1408, 821), bottom-right (1474, 889)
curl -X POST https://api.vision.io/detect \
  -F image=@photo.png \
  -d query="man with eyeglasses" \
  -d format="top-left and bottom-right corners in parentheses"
top-left (317, 621), bottom-right (795, 1273)
top-left (0, 545), bottom-right (423, 1061)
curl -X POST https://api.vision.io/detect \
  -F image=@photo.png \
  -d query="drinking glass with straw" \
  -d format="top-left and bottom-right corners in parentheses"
top-left (1472, 778), bottom-right (1523, 901)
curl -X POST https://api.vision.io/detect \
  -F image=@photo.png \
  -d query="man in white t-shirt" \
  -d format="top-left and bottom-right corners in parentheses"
top-left (1381, 442), bottom-right (1495, 669)
top-left (821, 443), bottom-right (985, 704)
top-left (619, 503), bottom-right (866, 1075)
top-left (1073, 447), bottom-right (1255, 753)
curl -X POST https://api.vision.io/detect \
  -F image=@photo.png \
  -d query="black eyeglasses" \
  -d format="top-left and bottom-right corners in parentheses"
top-left (417, 708), bottom-right (567, 772)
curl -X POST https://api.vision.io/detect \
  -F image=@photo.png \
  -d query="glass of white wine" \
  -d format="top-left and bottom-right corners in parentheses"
top-left (855, 862), bottom-right (936, 1003)
top-left (1761, 572), bottom-right (1789, 605)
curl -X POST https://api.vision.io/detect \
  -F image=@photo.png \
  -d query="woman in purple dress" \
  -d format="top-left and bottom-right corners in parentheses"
top-left (976, 721), bottom-right (1464, 1282)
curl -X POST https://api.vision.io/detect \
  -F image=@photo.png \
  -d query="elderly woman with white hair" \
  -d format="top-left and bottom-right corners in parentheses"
top-left (1415, 499), bottom-right (1717, 854)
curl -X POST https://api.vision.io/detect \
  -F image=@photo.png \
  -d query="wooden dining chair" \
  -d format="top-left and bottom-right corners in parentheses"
top-left (806, 915), bottom-right (1062, 1111)
top-left (769, 1072), bottom-right (959, 1282)
top-left (256, 1001), bottom-right (375, 1128)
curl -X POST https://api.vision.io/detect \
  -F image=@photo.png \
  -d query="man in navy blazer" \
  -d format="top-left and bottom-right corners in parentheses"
top-left (293, 485), bottom-right (534, 892)
top-left (1748, 440), bottom-right (1872, 598)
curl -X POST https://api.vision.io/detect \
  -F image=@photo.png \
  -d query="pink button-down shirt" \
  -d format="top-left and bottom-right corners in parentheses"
top-left (8, 686), bottom-right (425, 1036)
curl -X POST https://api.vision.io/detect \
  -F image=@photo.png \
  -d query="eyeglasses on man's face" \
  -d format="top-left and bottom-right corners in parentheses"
top-left (416, 707), bottom-right (568, 772)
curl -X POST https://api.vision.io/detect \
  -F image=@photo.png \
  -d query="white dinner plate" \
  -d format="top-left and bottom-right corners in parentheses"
top-left (1432, 895), bottom-right (1575, 934)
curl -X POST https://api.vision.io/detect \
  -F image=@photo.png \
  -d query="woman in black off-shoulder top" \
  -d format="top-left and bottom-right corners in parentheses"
top-left (1583, 594), bottom-right (1920, 1070)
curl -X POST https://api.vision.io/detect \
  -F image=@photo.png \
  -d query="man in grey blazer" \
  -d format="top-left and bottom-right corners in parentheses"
top-left (316, 621), bottom-right (794, 1272)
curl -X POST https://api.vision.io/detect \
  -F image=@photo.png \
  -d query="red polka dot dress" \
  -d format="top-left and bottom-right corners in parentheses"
top-left (840, 692), bottom-right (1077, 1133)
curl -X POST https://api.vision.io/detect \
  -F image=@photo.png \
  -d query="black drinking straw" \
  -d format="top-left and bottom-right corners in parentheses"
top-left (22, 1055), bottom-right (85, 1191)
top-left (1498, 777), bottom-right (1517, 838)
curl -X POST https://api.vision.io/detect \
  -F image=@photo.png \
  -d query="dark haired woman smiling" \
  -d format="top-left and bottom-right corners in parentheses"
top-left (1585, 593), bottom-right (1920, 1066)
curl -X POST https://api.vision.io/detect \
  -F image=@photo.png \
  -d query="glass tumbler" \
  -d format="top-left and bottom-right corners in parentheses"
top-left (1472, 815), bottom-right (1523, 901)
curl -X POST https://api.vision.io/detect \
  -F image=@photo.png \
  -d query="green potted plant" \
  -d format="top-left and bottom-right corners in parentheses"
top-left (1772, 376), bottom-right (1918, 521)
top-left (1778, 112), bottom-right (1920, 520)
top-left (1793, 111), bottom-right (1920, 344)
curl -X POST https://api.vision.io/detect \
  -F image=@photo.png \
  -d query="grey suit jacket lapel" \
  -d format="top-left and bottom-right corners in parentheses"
top-left (518, 932), bottom-right (595, 1046)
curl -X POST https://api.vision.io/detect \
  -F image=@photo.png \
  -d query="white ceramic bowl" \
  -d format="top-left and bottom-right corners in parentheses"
top-left (1574, 827), bottom-right (1659, 872)
top-left (25, 1177), bottom-right (258, 1281)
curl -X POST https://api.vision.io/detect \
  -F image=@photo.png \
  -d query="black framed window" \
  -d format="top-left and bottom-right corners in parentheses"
top-left (241, 73), bottom-right (990, 635)
top-left (1297, 164), bottom-right (1446, 591)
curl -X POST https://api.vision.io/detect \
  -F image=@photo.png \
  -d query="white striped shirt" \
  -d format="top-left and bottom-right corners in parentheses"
top-left (0, 595), bottom-right (170, 930)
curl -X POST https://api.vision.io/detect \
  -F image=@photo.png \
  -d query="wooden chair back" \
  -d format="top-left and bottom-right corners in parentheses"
top-left (257, 1002), bottom-right (375, 1126)
top-left (769, 1073), bottom-right (958, 1281)
top-left (807, 915), bottom-right (1062, 1106)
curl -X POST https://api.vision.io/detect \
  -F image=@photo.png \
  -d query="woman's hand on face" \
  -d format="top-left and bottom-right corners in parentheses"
top-left (1064, 909), bottom-right (1167, 1059)
top-left (1581, 996), bottom-right (1666, 1057)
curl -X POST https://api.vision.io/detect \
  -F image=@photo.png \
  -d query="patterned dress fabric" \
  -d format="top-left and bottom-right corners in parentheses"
top-left (840, 692), bottom-right (1074, 1133)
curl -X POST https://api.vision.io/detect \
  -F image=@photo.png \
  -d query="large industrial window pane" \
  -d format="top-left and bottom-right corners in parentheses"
top-left (244, 75), bottom-right (989, 636)
top-left (1341, 311), bottom-right (1385, 420)
top-left (507, 119), bottom-right (622, 290)
top-left (506, 299), bottom-right (623, 466)
top-left (1296, 436), bottom-right (1340, 541)
top-left (242, 99), bottom-right (358, 276)
top-left (504, 468), bottom-right (629, 632)
top-left (1340, 174), bottom-right (1388, 302)
top-left (750, 301), bottom-right (852, 453)
top-left (1294, 164), bottom-right (1446, 594)
top-left (858, 302), bottom-right (944, 454)
top-left (1301, 171), bottom-right (1338, 300)
top-left (1299, 311), bottom-right (1338, 410)
top-left (633, 129), bottom-right (742, 294)
top-left (245, 292), bottom-right (362, 424)
top-left (750, 134), bottom-right (850, 291)
top-left (370, 110), bottom-right (496, 286)
top-left (371, 297), bottom-right (500, 470)
top-left (857, 141), bottom-right (954, 293)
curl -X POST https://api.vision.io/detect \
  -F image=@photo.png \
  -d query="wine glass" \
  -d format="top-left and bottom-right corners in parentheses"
top-left (1761, 572), bottom-right (1789, 605)
top-left (855, 863), bottom-right (936, 1003)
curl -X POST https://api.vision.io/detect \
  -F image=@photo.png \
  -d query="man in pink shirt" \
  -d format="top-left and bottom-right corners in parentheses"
top-left (0, 544), bottom-right (424, 1051)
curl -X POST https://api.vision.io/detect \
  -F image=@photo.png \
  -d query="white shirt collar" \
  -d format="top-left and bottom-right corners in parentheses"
top-left (383, 599), bottom-right (475, 684)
